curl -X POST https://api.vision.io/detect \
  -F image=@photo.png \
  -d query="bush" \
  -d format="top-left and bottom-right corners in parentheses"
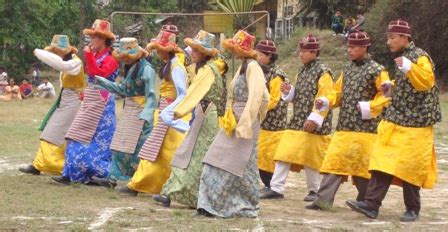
top-left (365, 0), bottom-right (448, 90)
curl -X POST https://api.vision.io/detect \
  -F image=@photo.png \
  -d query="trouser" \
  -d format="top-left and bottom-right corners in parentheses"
top-left (314, 173), bottom-right (369, 207)
top-left (259, 169), bottom-right (273, 188)
top-left (270, 161), bottom-right (320, 194)
top-left (364, 171), bottom-right (421, 213)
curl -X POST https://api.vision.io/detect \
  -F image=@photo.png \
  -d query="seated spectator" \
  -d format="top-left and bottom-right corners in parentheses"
top-left (0, 78), bottom-right (22, 101)
top-left (352, 11), bottom-right (366, 31)
top-left (331, 10), bottom-right (344, 35)
top-left (37, 77), bottom-right (55, 98)
top-left (20, 78), bottom-right (33, 99)
top-left (0, 67), bottom-right (8, 95)
top-left (344, 17), bottom-right (356, 34)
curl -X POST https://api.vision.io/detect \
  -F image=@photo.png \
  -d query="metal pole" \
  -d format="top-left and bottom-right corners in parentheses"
top-left (109, 11), bottom-right (270, 37)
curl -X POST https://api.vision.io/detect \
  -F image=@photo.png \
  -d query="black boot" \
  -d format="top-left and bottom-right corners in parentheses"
top-left (303, 191), bottom-right (318, 202)
top-left (91, 176), bottom-right (117, 188)
top-left (52, 176), bottom-right (71, 185)
top-left (346, 200), bottom-right (378, 219)
top-left (400, 210), bottom-right (419, 222)
top-left (153, 194), bottom-right (171, 207)
top-left (18, 165), bottom-right (41, 175)
top-left (305, 202), bottom-right (322, 210)
top-left (260, 189), bottom-right (284, 199)
top-left (117, 186), bottom-right (138, 196)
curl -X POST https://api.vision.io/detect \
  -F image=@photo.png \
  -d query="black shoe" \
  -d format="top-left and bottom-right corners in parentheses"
top-left (260, 189), bottom-right (284, 199)
top-left (259, 186), bottom-right (270, 195)
top-left (153, 194), bottom-right (171, 207)
top-left (305, 203), bottom-right (322, 210)
top-left (303, 191), bottom-right (318, 202)
top-left (91, 176), bottom-right (117, 188)
top-left (197, 208), bottom-right (215, 217)
top-left (400, 210), bottom-right (419, 222)
top-left (18, 165), bottom-right (41, 175)
top-left (52, 176), bottom-right (71, 185)
top-left (117, 186), bottom-right (138, 196)
top-left (346, 200), bottom-right (378, 219)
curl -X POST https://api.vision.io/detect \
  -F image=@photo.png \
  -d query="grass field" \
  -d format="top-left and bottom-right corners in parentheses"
top-left (1, 29), bottom-right (447, 231)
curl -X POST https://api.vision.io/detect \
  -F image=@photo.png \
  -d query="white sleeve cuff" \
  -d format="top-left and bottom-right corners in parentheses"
top-left (307, 112), bottom-right (324, 128)
top-left (281, 85), bottom-right (295, 103)
top-left (358, 101), bottom-right (371, 120)
top-left (398, 57), bottom-right (412, 74)
top-left (316, 97), bottom-right (330, 112)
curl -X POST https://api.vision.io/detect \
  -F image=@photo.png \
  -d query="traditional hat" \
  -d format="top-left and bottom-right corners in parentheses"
top-left (44, 35), bottom-right (78, 55)
top-left (387, 19), bottom-right (412, 37)
top-left (83, 19), bottom-right (116, 40)
top-left (112, 37), bottom-right (149, 61)
top-left (299, 34), bottom-right (319, 51)
top-left (184, 30), bottom-right (220, 57)
top-left (222, 30), bottom-right (257, 59)
top-left (347, 30), bottom-right (371, 47)
top-left (146, 30), bottom-right (182, 53)
top-left (161, 24), bottom-right (179, 35)
top-left (256, 39), bottom-right (277, 54)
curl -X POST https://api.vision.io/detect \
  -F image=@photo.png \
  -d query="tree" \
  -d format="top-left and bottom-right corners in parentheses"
top-left (215, 0), bottom-right (257, 31)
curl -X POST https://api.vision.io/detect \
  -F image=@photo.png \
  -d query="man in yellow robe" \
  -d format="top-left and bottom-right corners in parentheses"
top-left (347, 19), bottom-right (441, 222)
top-left (305, 31), bottom-right (390, 211)
top-left (260, 34), bottom-right (334, 201)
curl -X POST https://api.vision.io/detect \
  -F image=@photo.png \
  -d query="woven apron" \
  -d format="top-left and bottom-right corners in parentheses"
top-left (40, 89), bottom-right (80, 146)
top-left (110, 97), bottom-right (145, 154)
top-left (138, 97), bottom-right (172, 161)
top-left (65, 85), bottom-right (107, 144)
top-left (170, 104), bottom-right (208, 169)
top-left (202, 101), bottom-right (261, 177)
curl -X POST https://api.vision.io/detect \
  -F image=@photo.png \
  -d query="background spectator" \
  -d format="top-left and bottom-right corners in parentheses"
top-left (344, 17), bottom-right (356, 34)
top-left (0, 78), bottom-right (22, 101)
top-left (0, 67), bottom-right (8, 95)
top-left (37, 77), bottom-right (55, 98)
top-left (32, 66), bottom-right (41, 87)
top-left (20, 78), bottom-right (33, 99)
top-left (331, 10), bottom-right (344, 35)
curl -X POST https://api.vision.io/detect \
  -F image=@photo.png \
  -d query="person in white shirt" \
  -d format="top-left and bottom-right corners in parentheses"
top-left (37, 77), bottom-right (56, 98)
top-left (0, 67), bottom-right (8, 95)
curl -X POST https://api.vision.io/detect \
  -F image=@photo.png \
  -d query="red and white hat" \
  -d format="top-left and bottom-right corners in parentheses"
top-left (256, 39), bottom-right (277, 54)
top-left (299, 34), bottom-right (319, 51)
top-left (387, 19), bottom-right (411, 37)
top-left (348, 30), bottom-right (371, 47)
top-left (161, 24), bottom-right (179, 35)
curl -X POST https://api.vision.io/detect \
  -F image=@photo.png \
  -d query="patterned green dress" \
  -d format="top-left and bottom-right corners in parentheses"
top-left (160, 61), bottom-right (225, 207)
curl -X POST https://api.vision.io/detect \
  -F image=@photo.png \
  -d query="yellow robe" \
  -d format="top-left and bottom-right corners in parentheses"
top-left (320, 70), bottom-right (390, 179)
top-left (369, 56), bottom-right (437, 188)
top-left (273, 72), bottom-right (334, 172)
top-left (33, 56), bottom-right (85, 174)
top-left (258, 76), bottom-right (285, 173)
top-left (128, 78), bottom-right (190, 194)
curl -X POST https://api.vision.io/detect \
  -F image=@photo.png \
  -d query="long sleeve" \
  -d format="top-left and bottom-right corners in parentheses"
top-left (267, 76), bottom-right (283, 110)
top-left (359, 70), bottom-right (391, 119)
top-left (160, 65), bottom-right (189, 132)
top-left (174, 65), bottom-right (215, 118)
top-left (236, 60), bottom-right (268, 139)
top-left (95, 75), bottom-right (126, 96)
top-left (399, 56), bottom-right (435, 91)
top-left (322, 72), bottom-right (343, 109)
top-left (84, 49), bottom-right (119, 78)
top-left (307, 72), bottom-right (334, 126)
top-left (139, 64), bottom-right (157, 123)
top-left (34, 49), bottom-right (81, 75)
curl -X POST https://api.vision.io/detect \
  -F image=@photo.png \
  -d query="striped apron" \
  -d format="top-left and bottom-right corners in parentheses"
top-left (138, 97), bottom-right (172, 161)
top-left (65, 85), bottom-right (107, 144)
top-left (110, 97), bottom-right (145, 154)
